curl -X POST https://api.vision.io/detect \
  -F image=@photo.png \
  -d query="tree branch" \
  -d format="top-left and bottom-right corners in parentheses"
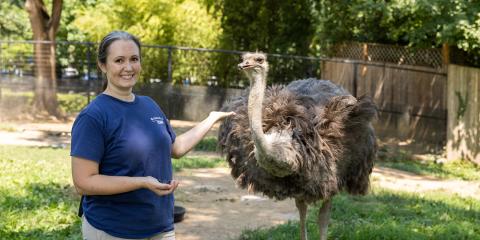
top-left (25, 0), bottom-right (49, 39)
top-left (49, 0), bottom-right (63, 36)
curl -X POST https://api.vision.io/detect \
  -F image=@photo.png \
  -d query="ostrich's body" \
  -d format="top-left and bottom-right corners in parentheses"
top-left (218, 53), bottom-right (377, 240)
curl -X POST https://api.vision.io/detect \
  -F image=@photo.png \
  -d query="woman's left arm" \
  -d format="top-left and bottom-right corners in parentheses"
top-left (171, 111), bottom-right (234, 158)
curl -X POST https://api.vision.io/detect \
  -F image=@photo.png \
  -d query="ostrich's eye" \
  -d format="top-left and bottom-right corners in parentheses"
top-left (255, 58), bottom-right (264, 63)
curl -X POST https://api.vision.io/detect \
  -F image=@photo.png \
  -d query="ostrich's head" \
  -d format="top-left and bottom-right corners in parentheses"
top-left (238, 52), bottom-right (269, 84)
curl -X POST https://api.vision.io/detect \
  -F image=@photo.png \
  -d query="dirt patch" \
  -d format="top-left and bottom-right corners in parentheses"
top-left (174, 168), bottom-right (297, 240)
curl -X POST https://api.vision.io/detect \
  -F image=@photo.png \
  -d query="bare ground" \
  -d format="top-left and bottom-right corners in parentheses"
top-left (1, 120), bottom-right (479, 239)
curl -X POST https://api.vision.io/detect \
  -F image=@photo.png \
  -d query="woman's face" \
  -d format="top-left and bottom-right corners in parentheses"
top-left (99, 40), bottom-right (141, 92)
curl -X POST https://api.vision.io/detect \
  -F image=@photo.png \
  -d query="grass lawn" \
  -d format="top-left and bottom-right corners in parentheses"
top-left (0, 145), bottom-right (225, 240)
top-left (239, 188), bottom-right (480, 240)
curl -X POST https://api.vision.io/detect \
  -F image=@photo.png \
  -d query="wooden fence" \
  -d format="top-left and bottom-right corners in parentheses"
top-left (447, 65), bottom-right (480, 164)
top-left (321, 59), bottom-right (448, 152)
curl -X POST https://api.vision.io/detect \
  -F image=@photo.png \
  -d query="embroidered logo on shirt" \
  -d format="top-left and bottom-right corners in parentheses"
top-left (150, 117), bottom-right (165, 125)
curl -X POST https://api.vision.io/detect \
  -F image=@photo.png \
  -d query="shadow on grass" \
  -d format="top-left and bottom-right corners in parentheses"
top-left (239, 189), bottom-right (480, 240)
top-left (1, 182), bottom-right (79, 211)
top-left (0, 221), bottom-right (81, 240)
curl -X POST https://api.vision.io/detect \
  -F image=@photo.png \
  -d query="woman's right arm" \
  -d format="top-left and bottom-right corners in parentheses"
top-left (71, 156), bottom-right (178, 196)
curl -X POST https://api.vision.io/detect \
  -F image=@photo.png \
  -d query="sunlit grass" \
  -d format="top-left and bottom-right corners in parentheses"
top-left (377, 159), bottom-right (480, 181)
top-left (173, 156), bottom-right (226, 171)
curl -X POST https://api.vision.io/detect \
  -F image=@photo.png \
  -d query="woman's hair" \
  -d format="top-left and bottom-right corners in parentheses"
top-left (97, 31), bottom-right (142, 91)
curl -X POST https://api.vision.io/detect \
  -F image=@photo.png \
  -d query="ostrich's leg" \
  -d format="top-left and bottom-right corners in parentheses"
top-left (295, 199), bottom-right (308, 240)
top-left (318, 198), bottom-right (332, 240)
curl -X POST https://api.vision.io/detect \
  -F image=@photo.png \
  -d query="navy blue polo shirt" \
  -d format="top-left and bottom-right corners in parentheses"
top-left (71, 94), bottom-right (176, 239)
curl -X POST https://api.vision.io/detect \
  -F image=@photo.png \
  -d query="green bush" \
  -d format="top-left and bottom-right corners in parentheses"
top-left (193, 137), bottom-right (218, 152)
top-left (57, 93), bottom-right (90, 114)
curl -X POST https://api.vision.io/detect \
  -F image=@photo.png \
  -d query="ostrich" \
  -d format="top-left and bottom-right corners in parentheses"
top-left (218, 52), bottom-right (377, 240)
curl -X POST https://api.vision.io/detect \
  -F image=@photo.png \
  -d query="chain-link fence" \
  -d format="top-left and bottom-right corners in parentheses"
top-left (331, 42), bottom-right (444, 69)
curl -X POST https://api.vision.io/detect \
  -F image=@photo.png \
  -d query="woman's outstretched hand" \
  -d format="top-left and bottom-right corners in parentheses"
top-left (143, 176), bottom-right (179, 196)
top-left (208, 111), bottom-right (235, 122)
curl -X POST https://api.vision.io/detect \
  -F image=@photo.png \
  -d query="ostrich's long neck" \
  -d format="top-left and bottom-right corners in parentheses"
top-left (246, 70), bottom-right (297, 177)
top-left (248, 72), bottom-right (270, 157)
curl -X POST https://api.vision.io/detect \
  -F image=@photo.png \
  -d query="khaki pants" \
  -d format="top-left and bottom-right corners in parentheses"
top-left (82, 216), bottom-right (175, 240)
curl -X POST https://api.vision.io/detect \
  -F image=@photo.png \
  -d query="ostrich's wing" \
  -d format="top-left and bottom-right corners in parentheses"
top-left (217, 92), bottom-right (251, 178)
top-left (287, 78), bottom-right (350, 107)
top-left (343, 95), bottom-right (377, 194)
top-left (319, 94), bottom-right (378, 195)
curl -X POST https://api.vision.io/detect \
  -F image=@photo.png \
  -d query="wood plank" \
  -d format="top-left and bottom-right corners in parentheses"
top-left (447, 64), bottom-right (480, 164)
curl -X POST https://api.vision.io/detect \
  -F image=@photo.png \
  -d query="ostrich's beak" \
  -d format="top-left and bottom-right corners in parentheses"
top-left (238, 62), bottom-right (252, 70)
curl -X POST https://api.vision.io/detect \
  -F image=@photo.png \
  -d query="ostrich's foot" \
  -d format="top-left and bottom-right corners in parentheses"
top-left (318, 198), bottom-right (332, 240)
top-left (295, 199), bottom-right (308, 240)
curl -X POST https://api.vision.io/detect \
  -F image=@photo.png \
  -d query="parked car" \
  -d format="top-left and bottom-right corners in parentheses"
top-left (62, 67), bottom-right (79, 79)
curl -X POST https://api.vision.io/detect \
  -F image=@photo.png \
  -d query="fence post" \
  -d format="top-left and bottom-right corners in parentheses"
top-left (0, 41), bottom-right (2, 101)
top-left (362, 43), bottom-right (369, 61)
top-left (86, 43), bottom-right (92, 104)
top-left (167, 47), bottom-right (173, 82)
top-left (442, 43), bottom-right (450, 72)
top-left (352, 62), bottom-right (358, 98)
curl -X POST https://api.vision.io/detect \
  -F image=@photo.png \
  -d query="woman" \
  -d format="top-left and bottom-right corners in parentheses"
top-left (71, 31), bottom-right (233, 240)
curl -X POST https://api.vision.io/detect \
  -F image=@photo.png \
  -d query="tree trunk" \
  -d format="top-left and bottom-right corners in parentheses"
top-left (25, 0), bottom-right (63, 117)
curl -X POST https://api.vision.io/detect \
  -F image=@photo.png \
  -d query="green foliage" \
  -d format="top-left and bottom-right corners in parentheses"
top-left (213, 0), bottom-right (319, 86)
top-left (0, 1), bottom-right (32, 40)
top-left (240, 188), bottom-right (480, 239)
top-left (219, 0), bottom-right (315, 54)
top-left (72, 0), bottom-right (222, 85)
top-left (72, 0), bottom-right (222, 48)
top-left (56, 0), bottom-right (94, 42)
top-left (314, 0), bottom-right (480, 59)
top-left (57, 93), bottom-right (92, 114)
